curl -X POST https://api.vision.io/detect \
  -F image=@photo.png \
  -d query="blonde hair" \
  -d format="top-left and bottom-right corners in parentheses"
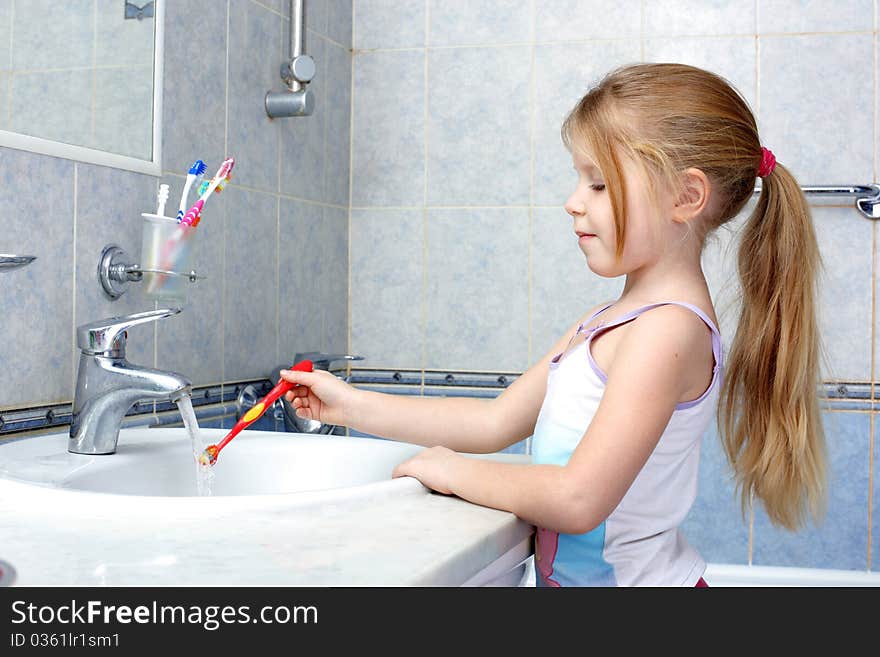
top-left (562, 62), bottom-right (827, 530)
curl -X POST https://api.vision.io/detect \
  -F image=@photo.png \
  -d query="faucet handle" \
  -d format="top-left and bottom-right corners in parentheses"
top-left (292, 352), bottom-right (364, 371)
top-left (76, 307), bottom-right (182, 355)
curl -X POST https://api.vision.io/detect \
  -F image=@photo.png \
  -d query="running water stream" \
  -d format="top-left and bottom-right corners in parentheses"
top-left (176, 396), bottom-right (215, 496)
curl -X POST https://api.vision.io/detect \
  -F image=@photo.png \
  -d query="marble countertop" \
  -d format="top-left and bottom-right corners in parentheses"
top-left (0, 437), bottom-right (534, 586)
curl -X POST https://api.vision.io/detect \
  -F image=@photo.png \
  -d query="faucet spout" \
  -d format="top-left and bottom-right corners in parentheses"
top-left (69, 308), bottom-right (192, 455)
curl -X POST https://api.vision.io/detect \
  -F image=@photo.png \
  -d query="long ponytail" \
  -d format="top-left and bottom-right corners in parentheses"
top-left (719, 163), bottom-right (827, 530)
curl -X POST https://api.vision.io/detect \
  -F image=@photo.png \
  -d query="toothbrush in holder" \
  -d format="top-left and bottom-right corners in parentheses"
top-left (176, 160), bottom-right (206, 223)
top-left (180, 156), bottom-right (235, 227)
top-left (156, 184), bottom-right (170, 217)
top-left (151, 157), bottom-right (235, 291)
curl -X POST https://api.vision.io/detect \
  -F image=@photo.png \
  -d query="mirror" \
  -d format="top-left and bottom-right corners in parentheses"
top-left (0, 0), bottom-right (164, 175)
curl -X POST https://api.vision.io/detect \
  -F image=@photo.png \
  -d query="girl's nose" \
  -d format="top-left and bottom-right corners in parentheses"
top-left (564, 195), bottom-right (586, 218)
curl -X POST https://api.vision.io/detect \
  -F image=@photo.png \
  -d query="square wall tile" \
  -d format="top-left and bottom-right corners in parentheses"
top-left (223, 188), bottom-right (279, 381)
top-left (429, 0), bottom-right (531, 46)
top-left (278, 199), bottom-right (323, 365)
top-left (873, 412), bottom-right (880, 571)
top-left (752, 411), bottom-right (870, 571)
top-left (162, 0), bottom-right (227, 177)
top-left (530, 207), bottom-right (623, 360)
top-left (643, 0), bottom-right (755, 36)
top-left (93, 67), bottom-right (153, 160)
top-left (0, 75), bottom-right (7, 129)
top-left (427, 46), bottom-right (530, 206)
top-left (352, 50), bottom-right (425, 206)
top-left (813, 206), bottom-right (872, 382)
top-left (12, 0), bottom-right (92, 69)
top-left (758, 33), bottom-right (873, 184)
top-left (227, 0), bottom-right (283, 193)
top-left (0, 1), bottom-right (11, 71)
top-left (322, 206), bottom-right (349, 355)
top-left (424, 208), bottom-right (529, 371)
top-left (278, 204), bottom-right (348, 364)
top-left (532, 40), bottom-right (641, 207)
top-left (350, 209), bottom-right (423, 368)
top-left (355, 0), bottom-right (425, 50)
top-left (0, 149), bottom-right (74, 406)
top-left (324, 41), bottom-right (353, 207)
top-left (327, 0), bottom-right (353, 47)
top-left (758, 0), bottom-right (872, 33)
top-left (10, 71), bottom-right (92, 148)
top-left (534, 0), bottom-right (641, 41)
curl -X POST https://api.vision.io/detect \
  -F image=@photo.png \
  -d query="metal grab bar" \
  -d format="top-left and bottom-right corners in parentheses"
top-left (753, 183), bottom-right (880, 219)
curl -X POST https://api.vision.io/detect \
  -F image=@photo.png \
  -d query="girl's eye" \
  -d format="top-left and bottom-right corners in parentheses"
top-left (590, 184), bottom-right (606, 192)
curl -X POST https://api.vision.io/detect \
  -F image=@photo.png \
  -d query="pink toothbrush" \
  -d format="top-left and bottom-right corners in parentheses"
top-left (180, 156), bottom-right (235, 226)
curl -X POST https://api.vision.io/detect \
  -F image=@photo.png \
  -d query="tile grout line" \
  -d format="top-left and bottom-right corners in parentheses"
top-left (346, 0), bottom-right (357, 436)
top-left (524, 0), bottom-right (536, 454)
top-left (525, 0), bottom-right (538, 454)
top-left (221, 0), bottom-right (231, 417)
top-left (867, 3), bottom-right (877, 570)
top-left (276, 10), bottom-right (284, 370)
top-left (71, 164), bottom-right (78, 400)
top-left (421, 0), bottom-right (429, 393)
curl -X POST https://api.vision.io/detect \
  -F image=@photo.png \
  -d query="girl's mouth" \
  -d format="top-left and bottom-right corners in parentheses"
top-left (576, 232), bottom-right (596, 242)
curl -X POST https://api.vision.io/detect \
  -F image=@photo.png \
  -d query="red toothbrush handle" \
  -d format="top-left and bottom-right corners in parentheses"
top-left (213, 359), bottom-right (314, 454)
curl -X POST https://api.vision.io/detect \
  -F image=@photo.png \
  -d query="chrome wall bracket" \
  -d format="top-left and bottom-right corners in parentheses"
top-left (98, 244), bottom-right (203, 300)
top-left (0, 254), bottom-right (36, 272)
top-left (265, 0), bottom-right (315, 118)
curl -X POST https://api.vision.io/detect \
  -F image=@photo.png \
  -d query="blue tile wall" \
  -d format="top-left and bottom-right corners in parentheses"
top-left (0, 1), bottom-right (353, 408)
top-left (752, 411), bottom-right (871, 571)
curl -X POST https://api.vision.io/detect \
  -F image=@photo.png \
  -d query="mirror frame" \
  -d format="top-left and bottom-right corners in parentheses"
top-left (0, 0), bottom-right (165, 176)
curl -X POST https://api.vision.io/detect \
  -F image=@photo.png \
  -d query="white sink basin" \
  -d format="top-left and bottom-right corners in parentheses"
top-left (0, 428), bottom-right (426, 499)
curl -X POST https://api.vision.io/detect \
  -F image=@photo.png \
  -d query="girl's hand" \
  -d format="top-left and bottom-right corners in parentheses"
top-left (392, 446), bottom-right (460, 495)
top-left (278, 368), bottom-right (357, 427)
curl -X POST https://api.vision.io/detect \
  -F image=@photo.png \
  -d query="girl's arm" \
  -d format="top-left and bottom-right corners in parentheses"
top-left (344, 302), bottom-right (614, 454)
top-left (393, 305), bottom-right (710, 534)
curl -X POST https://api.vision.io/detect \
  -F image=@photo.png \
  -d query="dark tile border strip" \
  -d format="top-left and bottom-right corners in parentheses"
top-left (0, 371), bottom-right (873, 436)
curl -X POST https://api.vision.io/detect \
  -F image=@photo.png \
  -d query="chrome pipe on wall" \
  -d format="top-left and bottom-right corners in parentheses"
top-left (753, 183), bottom-right (880, 219)
top-left (266, 0), bottom-right (316, 118)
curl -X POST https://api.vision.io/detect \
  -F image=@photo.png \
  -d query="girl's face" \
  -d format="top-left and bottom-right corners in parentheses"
top-left (564, 150), bottom-right (667, 278)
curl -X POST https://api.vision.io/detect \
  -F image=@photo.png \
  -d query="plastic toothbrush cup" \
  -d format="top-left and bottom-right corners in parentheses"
top-left (140, 213), bottom-right (197, 302)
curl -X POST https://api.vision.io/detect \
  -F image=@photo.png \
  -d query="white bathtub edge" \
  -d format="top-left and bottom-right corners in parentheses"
top-left (704, 563), bottom-right (880, 587)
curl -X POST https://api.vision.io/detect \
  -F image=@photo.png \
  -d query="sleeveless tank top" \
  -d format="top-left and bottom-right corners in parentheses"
top-left (531, 301), bottom-right (723, 586)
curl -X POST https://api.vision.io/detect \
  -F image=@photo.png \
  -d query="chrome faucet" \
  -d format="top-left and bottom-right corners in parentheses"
top-left (69, 308), bottom-right (192, 455)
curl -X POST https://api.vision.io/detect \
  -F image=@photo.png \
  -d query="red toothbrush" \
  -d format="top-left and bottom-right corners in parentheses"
top-left (198, 359), bottom-right (313, 466)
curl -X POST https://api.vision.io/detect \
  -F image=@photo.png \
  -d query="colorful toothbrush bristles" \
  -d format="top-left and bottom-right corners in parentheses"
top-left (176, 159), bottom-right (207, 223)
top-left (198, 445), bottom-right (219, 467)
top-left (181, 156), bottom-right (235, 226)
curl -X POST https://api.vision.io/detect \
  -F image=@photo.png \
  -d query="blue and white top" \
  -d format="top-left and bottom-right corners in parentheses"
top-left (531, 301), bottom-right (722, 587)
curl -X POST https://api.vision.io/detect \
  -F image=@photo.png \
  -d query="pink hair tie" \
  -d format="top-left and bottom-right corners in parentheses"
top-left (757, 146), bottom-right (776, 178)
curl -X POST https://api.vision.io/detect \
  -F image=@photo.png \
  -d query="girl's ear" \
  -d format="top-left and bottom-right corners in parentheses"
top-left (672, 168), bottom-right (711, 224)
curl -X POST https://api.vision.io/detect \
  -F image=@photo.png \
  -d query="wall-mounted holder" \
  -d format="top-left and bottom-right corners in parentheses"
top-left (98, 244), bottom-right (204, 300)
top-left (0, 254), bottom-right (36, 272)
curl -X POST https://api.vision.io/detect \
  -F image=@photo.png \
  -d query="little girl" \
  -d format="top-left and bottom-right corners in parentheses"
top-left (279, 63), bottom-right (828, 587)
